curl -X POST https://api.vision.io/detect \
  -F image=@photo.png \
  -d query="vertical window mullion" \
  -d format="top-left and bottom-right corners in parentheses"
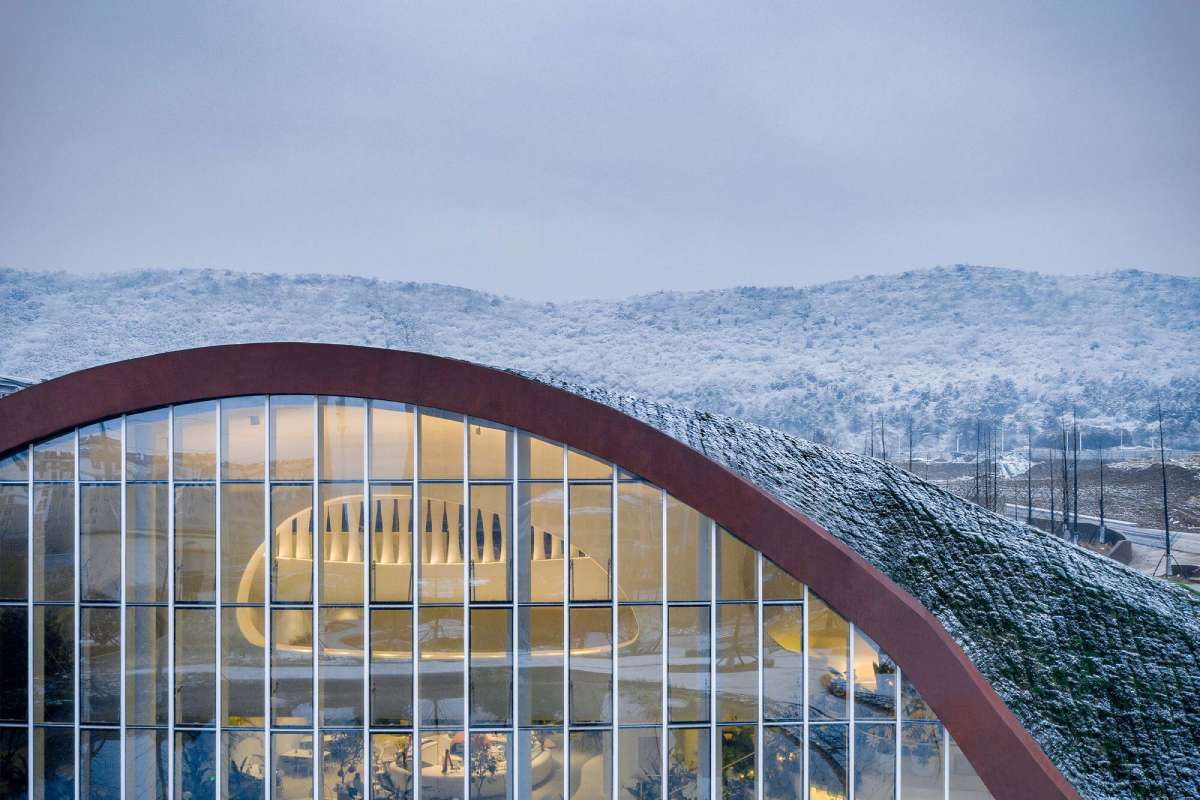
top-left (73, 426), bottom-right (80, 800)
top-left (166, 407), bottom-right (175, 800)
top-left (214, 400), bottom-right (223, 800)
top-left (363, 402), bottom-right (372, 800)
top-left (803, 585), bottom-right (810, 796)
top-left (561, 446), bottom-right (570, 800)
top-left (309, 396), bottom-right (319, 800)
top-left (849, 623), bottom-right (856, 800)
top-left (756, 553), bottom-right (764, 800)
top-left (25, 444), bottom-right (33, 800)
top-left (462, 418), bottom-right (470, 800)
top-left (610, 467), bottom-right (619, 800)
top-left (263, 397), bottom-right (274, 799)
top-left (412, 411), bottom-right (421, 800)
top-left (896, 664), bottom-right (902, 798)
top-left (708, 518), bottom-right (716, 800)
top-left (509, 430), bottom-right (519, 800)
top-left (659, 489), bottom-right (667, 800)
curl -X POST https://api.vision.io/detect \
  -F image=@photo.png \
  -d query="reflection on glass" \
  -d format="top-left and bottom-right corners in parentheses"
top-left (470, 608), bottom-right (512, 726)
top-left (323, 731), bottom-right (365, 800)
top-left (371, 401), bottom-right (415, 481)
top-left (173, 400), bottom-right (217, 480)
top-left (568, 449), bottom-right (612, 481)
top-left (272, 732), bottom-right (314, 800)
top-left (518, 483), bottom-right (564, 604)
top-left (222, 731), bottom-right (265, 800)
top-left (35, 725), bottom-right (75, 800)
top-left (33, 483), bottom-right (74, 602)
top-left (222, 606), bottom-right (265, 728)
top-left (271, 484), bottom-right (314, 604)
top-left (321, 483), bottom-right (364, 604)
top-left (0, 727), bottom-right (29, 798)
top-left (370, 608), bottom-right (413, 727)
top-left (469, 483), bottom-right (511, 602)
top-left (666, 498), bottom-right (709, 602)
top-left (717, 604), bottom-right (757, 724)
top-left (569, 484), bottom-right (611, 602)
top-left (221, 484), bottom-right (264, 605)
top-left (126, 606), bottom-right (169, 726)
top-left (176, 730), bottom-right (217, 800)
top-left (469, 418), bottom-right (512, 480)
top-left (0, 607), bottom-right (28, 721)
top-left (419, 483), bottom-right (465, 604)
top-left (948, 735), bottom-right (993, 799)
top-left (126, 729), bottom-right (168, 800)
top-left (469, 732), bottom-right (510, 800)
top-left (80, 607), bottom-right (120, 724)
top-left (809, 596), bottom-right (849, 721)
top-left (618, 482), bottom-right (661, 602)
top-left (517, 432), bottom-right (562, 481)
top-left (271, 608), bottom-right (314, 727)
top-left (126, 408), bottom-right (169, 481)
top-left (80, 728), bottom-right (120, 800)
top-left (809, 724), bottom-right (848, 800)
top-left (78, 420), bottom-right (121, 481)
top-left (901, 723), bottom-right (944, 800)
top-left (420, 731), bottom-right (465, 800)
top-left (176, 484), bottom-right (216, 602)
top-left (902, 673), bottom-right (937, 721)
top-left (718, 529), bottom-right (756, 602)
top-left (34, 605), bottom-right (74, 724)
top-left (618, 604), bottom-right (662, 725)
top-left (371, 482), bottom-right (414, 603)
top-left (221, 397), bottom-right (265, 481)
top-left (418, 607), bottom-right (464, 728)
top-left (321, 607), bottom-right (364, 726)
top-left (519, 606), bottom-right (563, 726)
top-left (568, 730), bottom-right (612, 800)
top-left (271, 396), bottom-right (314, 481)
top-left (371, 733), bottom-right (414, 800)
top-left (127, 482), bottom-right (169, 602)
top-left (763, 726), bottom-right (803, 800)
top-left (762, 557), bottom-right (803, 601)
top-left (419, 409), bottom-right (463, 480)
top-left (667, 606), bottom-right (709, 724)
top-left (80, 484), bottom-right (120, 602)
top-left (617, 728), bottom-right (661, 800)
top-left (762, 604), bottom-right (803, 722)
top-left (33, 432), bottom-right (74, 481)
top-left (854, 630), bottom-right (896, 720)
top-left (0, 450), bottom-right (28, 481)
top-left (320, 396), bottom-right (364, 480)
top-left (521, 730), bottom-right (564, 800)
top-left (854, 723), bottom-right (896, 800)
top-left (0, 485), bottom-right (28, 601)
top-left (719, 725), bottom-right (755, 800)
top-left (176, 608), bottom-right (216, 726)
top-left (569, 606), bottom-right (612, 725)
top-left (667, 727), bottom-right (710, 800)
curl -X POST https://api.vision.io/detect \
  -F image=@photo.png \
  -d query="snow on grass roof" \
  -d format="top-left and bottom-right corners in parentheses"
top-left (534, 372), bottom-right (1200, 800)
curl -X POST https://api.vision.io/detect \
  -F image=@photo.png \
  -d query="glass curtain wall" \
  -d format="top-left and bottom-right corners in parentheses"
top-left (0, 397), bottom-right (994, 800)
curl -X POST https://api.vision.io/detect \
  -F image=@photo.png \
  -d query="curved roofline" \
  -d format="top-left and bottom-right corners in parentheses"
top-left (0, 343), bottom-right (1079, 799)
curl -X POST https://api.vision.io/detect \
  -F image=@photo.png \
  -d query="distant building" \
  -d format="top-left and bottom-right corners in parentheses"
top-left (0, 375), bottom-right (32, 397)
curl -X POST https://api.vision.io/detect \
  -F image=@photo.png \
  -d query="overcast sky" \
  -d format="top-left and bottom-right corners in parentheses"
top-left (1, 2), bottom-right (1197, 299)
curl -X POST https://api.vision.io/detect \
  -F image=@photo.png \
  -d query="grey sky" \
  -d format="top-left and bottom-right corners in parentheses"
top-left (2, 2), bottom-right (1197, 299)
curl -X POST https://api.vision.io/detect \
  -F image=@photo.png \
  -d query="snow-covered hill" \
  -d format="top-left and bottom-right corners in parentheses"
top-left (2, 265), bottom-right (1197, 448)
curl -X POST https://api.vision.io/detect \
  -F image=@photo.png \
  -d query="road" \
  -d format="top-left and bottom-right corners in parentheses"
top-left (1005, 504), bottom-right (1200, 557)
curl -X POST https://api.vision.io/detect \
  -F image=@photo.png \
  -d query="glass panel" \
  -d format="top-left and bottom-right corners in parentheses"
top-left (419, 483), bottom-right (465, 604)
top-left (221, 397), bottom-right (265, 480)
top-left (854, 723), bottom-right (896, 800)
top-left (0, 449), bottom-right (28, 481)
top-left (902, 674), bottom-right (936, 721)
top-left (854, 630), bottom-right (897, 720)
top-left (320, 396), bottom-right (365, 481)
top-left (35, 725), bottom-right (75, 800)
top-left (666, 497), bottom-right (709, 602)
top-left (617, 604), bottom-right (662, 725)
top-left (0, 607), bottom-right (28, 721)
top-left (272, 732), bottom-right (314, 800)
top-left (0, 726), bottom-right (29, 799)
top-left (320, 607), bottom-right (364, 726)
top-left (323, 730), bottom-right (365, 800)
top-left (763, 726), bottom-right (803, 800)
top-left (126, 605), bottom-right (169, 726)
top-left (667, 727), bottom-right (710, 800)
top-left (418, 409), bottom-right (463, 480)
top-left (33, 605), bottom-right (73, 724)
top-left (569, 605), bottom-right (612, 726)
top-left (762, 604), bottom-right (803, 722)
top-left (371, 483), bottom-right (414, 603)
top-left (80, 728), bottom-right (120, 800)
top-left (271, 396), bottom-right (314, 480)
top-left (521, 730), bottom-right (564, 800)
top-left (320, 484), bottom-right (364, 605)
top-left (617, 482), bottom-right (661, 602)
top-left (127, 482), bottom-right (169, 602)
top-left (78, 420), bottom-right (121, 481)
top-left (80, 606), bottom-right (120, 724)
top-left (617, 728), bottom-right (661, 800)
top-left (719, 725), bottom-right (755, 800)
top-left (518, 483), bottom-right (564, 604)
top-left (173, 400), bottom-right (217, 480)
top-left (809, 596), bottom-right (849, 721)
top-left (418, 606), bottom-right (465, 728)
top-left (370, 608), bottom-right (414, 727)
top-left (371, 401), bottom-right (415, 481)
top-left (470, 607), bottom-right (512, 726)
top-left (420, 731), bottom-right (465, 800)
top-left (468, 418), bottom-right (512, 480)
top-left (901, 723), bottom-right (944, 800)
top-left (809, 724), bottom-right (849, 800)
top-left (32, 482), bottom-right (74, 602)
top-left (569, 483), bottom-right (611, 602)
top-left (568, 730), bottom-right (612, 800)
top-left (519, 606), bottom-right (563, 727)
top-left (0, 484), bottom-right (28, 600)
top-left (469, 732), bottom-right (510, 800)
top-left (80, 484), bottom-right (120, 602)
top-left (33, 432), bottom-right (74, 481)
top-left (272, 484), bottom-right (314, 604)
top-left (175, 484), bottom-right (216, 602)
top-left (221, 484), bottom-right (265, 605)
top-left (221, 606), bottom-right (265, 727)
top-left (517, 432), bottom-right (562, 481)
top-left (717, 604), bottom-right (757, 724)
top-left (469, 483), bottom-right (511, 602)
top-left (371, 733), bottom-right (415, 800)
top-left (948, 735), bottom-right (993, 799)
top-left (271, 608), bottom-right (314, 727)
top-left (176, 608), bottom-right (216, 725)
top-left (175, 730), bottom-right (217, 800)
top-left (717, 529), bottom-right (755, 602)
top-left (568, 449), bottom-right (612, 481)
top-left (126, 729), bottom-right (168, 800)
top-left (222, 730), bottom-right (266, 800)
top-left (127, 408), bottom-right (169, 481)
top-left (667, 605), bottom-right (709, 724)
top-left (762, 557), bottom-right (803, 602)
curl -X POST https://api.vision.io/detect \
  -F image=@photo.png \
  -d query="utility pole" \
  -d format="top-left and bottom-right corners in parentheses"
top-left (1072, 407), bottom-right (1079, 543)
top-left (1158, 402), bottom-right (1172, 578)
top-left (1098, 446), bottom-right (1106, 542)
top-left (1026, 429), bottom-right (1033, 525)
top-left (907, 415), bottom-right (914, 473)
top-left (1049, 448), bottom-right (1057, 536)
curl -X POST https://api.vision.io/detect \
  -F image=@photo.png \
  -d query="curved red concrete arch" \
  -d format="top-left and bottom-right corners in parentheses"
top-left (0, 343), bottom-right (1078, 799)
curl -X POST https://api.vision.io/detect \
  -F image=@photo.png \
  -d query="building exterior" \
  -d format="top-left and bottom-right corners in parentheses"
top-left (0, 344), bottom-right (1195, 800)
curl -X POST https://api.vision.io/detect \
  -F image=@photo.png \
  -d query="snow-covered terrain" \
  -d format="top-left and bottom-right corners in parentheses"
top-left (2, 264), bottom-right (1197, 448)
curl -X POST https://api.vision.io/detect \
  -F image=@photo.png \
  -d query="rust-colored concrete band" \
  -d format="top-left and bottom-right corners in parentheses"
top-left (0, 343), bottom-right (1080, 800)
